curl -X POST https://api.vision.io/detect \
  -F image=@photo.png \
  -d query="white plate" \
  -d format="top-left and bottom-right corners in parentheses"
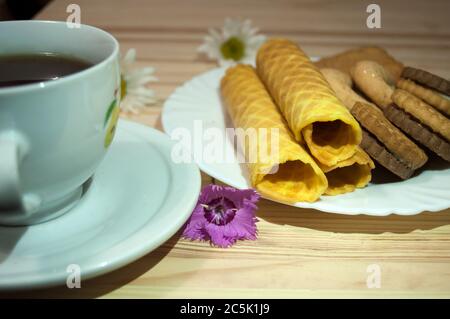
top-left (162, 67), bottom-right (450, 216)
top-left (0, 120), bottom-right (201, 290)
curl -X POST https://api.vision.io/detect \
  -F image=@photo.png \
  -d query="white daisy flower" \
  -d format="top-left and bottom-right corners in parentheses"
top-left (198, 18), bottom-right (266, 67)
top-left (120, 49), bottom-right (158, 114)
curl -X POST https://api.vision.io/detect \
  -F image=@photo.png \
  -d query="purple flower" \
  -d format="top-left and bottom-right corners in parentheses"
top-left (182, 184), bottom-right (260, 248)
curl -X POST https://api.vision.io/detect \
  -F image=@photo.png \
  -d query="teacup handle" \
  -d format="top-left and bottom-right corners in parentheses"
top-left (0, 131), bottom-right (29, 212)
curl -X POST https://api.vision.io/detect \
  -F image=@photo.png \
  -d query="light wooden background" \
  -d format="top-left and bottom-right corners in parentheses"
top-left (10, 0), bottom-right (450, 298)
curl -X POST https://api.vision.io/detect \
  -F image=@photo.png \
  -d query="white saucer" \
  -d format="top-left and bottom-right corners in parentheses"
top-left (162, 67), bottom-right (450, 216)
top-left (0, 120), bottom-right (201, 290)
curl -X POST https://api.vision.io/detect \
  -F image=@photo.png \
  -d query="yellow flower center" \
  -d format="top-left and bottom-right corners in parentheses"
top-left (220, 37), bottom-right (245, 61)
top-left (120, 75), bottom-right (127, 100)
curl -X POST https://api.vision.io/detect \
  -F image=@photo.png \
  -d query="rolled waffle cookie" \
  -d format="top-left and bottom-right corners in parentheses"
top-left (402, 67), bottom-right (450, 96)
top-left (384, 89), bottom-right (450, 162)
top-left (352, 102), bottom-right (428, 179)
top-left (300, 70), bottom-right (374, 194)
top-left (220, 64), bottom-right (328, 203)
top-left (319, 147), bottom-right (374, 195)
top-left (256, 38), bottom-right (362, 167)
top-left (397, 78), bottom-right (450, 117)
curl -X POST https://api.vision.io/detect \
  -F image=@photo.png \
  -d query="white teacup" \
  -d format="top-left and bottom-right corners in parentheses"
top-left (0, 21), bottom-right (121, 225)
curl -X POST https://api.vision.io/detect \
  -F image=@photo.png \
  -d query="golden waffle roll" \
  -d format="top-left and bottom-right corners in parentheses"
top-left (319, 147), bottom-right (374, 195)
top-left (221, 64), bottom-right (328, 203)
top-left (256, 39), bottom-right (362, 166)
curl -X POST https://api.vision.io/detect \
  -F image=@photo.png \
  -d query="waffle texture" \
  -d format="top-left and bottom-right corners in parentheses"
top-left (256, 38), bottom-right (362, 166)
top-left (319, 147), bottom-right (374, 195)
top-left (220, 64), bottom-right (328, 202)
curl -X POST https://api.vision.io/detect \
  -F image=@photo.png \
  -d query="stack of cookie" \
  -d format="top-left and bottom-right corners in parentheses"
top-left (318, 48), bottom-right (450, 179)
top-left (385, 68), bottom-right (450, 162)
top-left (321, 66), bottom-right (427, 179)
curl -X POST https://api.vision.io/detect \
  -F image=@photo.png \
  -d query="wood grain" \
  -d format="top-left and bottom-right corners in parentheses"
top-left (11, 0), bottom-right (450, 298)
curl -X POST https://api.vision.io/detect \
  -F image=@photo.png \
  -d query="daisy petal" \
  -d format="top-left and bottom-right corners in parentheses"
top-left (119, 48), bottom-right (158, 113)
top-left (197, 18), bottom-right (266, 66)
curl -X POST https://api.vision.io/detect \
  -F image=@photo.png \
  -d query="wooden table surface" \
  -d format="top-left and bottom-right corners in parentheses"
top-left (12, 0), bottom-right (450, 298)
